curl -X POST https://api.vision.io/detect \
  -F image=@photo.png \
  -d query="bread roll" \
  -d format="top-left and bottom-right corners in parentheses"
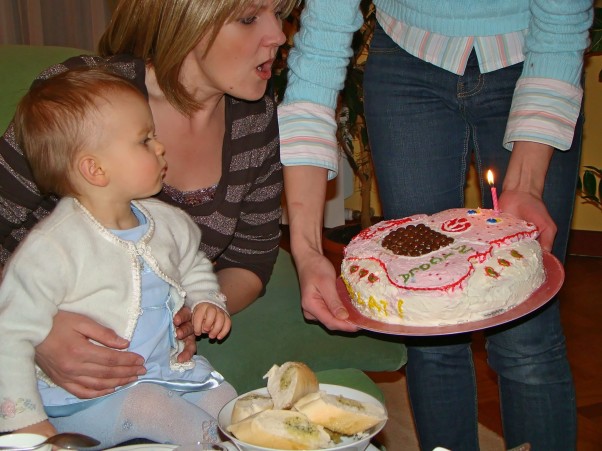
top-left (294, 391), bottom-right (387, 435)
top-left (264, 362), bottom-right (319, 409)
top-left (231, 392), bottom-right (274, 424)
top-left (227, 409), bottom-right (332, 450)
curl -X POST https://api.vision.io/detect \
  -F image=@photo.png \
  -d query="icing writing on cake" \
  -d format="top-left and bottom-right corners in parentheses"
top-left (399, 243), bottom-right (475, 284)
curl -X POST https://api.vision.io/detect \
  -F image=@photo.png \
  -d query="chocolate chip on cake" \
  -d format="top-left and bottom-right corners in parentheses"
top-left (382, 223), bottom-right (454, 256)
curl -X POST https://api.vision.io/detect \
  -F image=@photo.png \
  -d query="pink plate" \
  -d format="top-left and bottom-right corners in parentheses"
top-left (337, 251), bottom-right (564, 336)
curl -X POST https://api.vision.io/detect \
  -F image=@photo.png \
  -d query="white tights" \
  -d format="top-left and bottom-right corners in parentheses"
top-left (49, 382), bottom-right (237, 449)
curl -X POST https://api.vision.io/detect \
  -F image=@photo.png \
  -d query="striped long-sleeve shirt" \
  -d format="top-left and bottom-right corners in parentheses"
top-left (0, 55), bottom-right (282, 287)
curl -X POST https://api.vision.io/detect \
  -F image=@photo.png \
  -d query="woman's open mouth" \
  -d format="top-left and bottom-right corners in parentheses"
top-left (256, 59), bottom-right (274, 80)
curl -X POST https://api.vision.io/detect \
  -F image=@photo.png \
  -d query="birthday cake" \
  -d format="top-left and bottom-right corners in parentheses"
top-left (341, 208), bottom-right (546, 326)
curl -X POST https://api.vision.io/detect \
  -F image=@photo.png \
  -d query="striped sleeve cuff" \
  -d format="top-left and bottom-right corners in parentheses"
top-left (504, 77), bottom-right (583, 151)
top-left (278, 102), bottom-right (339, 180)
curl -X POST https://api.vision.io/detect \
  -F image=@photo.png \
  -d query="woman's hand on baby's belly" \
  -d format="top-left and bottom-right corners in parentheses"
top-left (35, 310), bottom-right (146, 399)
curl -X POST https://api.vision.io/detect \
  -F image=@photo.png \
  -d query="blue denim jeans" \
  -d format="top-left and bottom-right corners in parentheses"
top-left (364, 24), bottom-right (579, 450)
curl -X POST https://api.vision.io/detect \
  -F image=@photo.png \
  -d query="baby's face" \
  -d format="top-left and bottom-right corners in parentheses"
top-left (93, 91), bottom-right (167, 201)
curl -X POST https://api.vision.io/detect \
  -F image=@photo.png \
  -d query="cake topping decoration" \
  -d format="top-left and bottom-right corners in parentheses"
top-left (382, 223), bottom-right (454, 257)
top-left (441, 217), bottom-right (471, 233)
top-left (485, 267), bottom-right (500, 278)
top-left (486, 218), bottom-right (502, 224)
top-left (510, 250), bottom-right (524, 259)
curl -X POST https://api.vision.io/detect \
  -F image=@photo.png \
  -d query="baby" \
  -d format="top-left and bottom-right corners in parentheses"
top-left (0, 67), bottom-right (235, 446)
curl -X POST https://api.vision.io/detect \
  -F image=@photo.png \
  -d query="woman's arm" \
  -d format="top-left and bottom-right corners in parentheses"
top-left (284, 165), bottom-right (358, 331)
top-left (212, 94), bottom-right (283, 307)
top-left (282, 0), bottom-right (363, 111)
top-left (217, 267), bottom-right (263, 314)
top-left (0, 126), bottom-right (56, 264)
top-left (278, 0), bottom-right (362, 331)
top-left (499, 1), bottom-right (592, 243)
top-left (503, 0), bottom-right (592, 153)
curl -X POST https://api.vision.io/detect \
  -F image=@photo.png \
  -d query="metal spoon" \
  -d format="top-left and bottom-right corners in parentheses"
top-left (0, 432), bottom-right (100, 450)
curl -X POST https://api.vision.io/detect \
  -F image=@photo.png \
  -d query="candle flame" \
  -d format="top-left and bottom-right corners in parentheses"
top-left (487, 169), bottom-right (494, 186)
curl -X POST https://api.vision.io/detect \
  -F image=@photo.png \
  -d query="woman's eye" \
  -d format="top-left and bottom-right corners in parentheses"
top-left (240, 16), bottom-right (257, 25)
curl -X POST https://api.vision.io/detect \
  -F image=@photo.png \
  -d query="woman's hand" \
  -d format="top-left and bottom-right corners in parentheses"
top-left (295, 248), bottom-right (359, 332)
top-left (35, 311), bottom-right (145, 399)
top-left (498, 189), bottom-right (556, 252)
top-left (501, 141), bottom-right (556, 251)
top-left (173, 305), bottom-right (198, 363)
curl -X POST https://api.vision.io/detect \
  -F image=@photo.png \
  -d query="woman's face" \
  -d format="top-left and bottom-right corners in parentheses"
top-left (186, 0), bottom-right (287, 101)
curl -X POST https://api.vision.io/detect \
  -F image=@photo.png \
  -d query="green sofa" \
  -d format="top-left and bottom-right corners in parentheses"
top-left (0, 45), bottom-right (407, 399)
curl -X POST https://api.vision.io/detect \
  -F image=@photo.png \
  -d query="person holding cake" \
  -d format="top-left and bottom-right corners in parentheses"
top-left (278, 0), bottom-right (593, 450)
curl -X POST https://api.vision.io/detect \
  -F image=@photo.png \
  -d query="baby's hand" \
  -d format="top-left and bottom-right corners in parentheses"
top-left (192, 303), bottom-right (231, 340)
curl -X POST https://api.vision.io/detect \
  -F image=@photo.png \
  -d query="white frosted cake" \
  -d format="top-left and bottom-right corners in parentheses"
top-left (341, 208), bottom-right (546, 326)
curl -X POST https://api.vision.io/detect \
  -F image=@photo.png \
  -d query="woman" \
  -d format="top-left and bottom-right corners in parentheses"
top-left (0, 0), bottom-right (297, 398)
top-left (278, 0), bottom-right (592, 449)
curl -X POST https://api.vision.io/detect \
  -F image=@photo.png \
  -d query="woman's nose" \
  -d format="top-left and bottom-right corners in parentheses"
top-left (267, 14), bottom-right (287, 47)
top-left (274, 25), bottom-right (286, 47)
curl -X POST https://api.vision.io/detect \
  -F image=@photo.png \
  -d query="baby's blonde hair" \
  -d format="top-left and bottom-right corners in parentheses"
top-left (98, 0), bottom-right (299, 115)
top-left (14, 67), bottom-right (144, 196)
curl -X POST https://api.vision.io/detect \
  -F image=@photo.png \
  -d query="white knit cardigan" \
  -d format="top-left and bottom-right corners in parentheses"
top-left (0, 197), bottom-right (227, 432)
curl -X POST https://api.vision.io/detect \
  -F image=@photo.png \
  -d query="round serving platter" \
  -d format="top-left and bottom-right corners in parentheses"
top-left (337, 251), bottom-right (564, 336)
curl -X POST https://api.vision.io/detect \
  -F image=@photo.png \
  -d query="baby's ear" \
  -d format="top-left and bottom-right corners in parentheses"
top-left (77, 155), bottom-right (108, 187)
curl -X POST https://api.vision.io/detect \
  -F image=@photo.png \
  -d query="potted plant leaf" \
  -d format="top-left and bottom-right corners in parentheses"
top-left (577, 166), bottom-right (602, 210)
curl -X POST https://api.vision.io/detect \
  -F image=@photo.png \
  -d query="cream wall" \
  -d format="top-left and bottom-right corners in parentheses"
top-left (574, 53), bottom-right (602, 231)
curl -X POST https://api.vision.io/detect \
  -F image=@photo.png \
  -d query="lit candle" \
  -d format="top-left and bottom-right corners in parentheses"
top-left (487, 170), bottom-right (499, 212)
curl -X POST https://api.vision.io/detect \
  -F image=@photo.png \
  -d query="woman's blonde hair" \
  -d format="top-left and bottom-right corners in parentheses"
top-left (98, 0), bottom-right (298, 116)
top-left (14, 67), bottom-right (144, 196)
